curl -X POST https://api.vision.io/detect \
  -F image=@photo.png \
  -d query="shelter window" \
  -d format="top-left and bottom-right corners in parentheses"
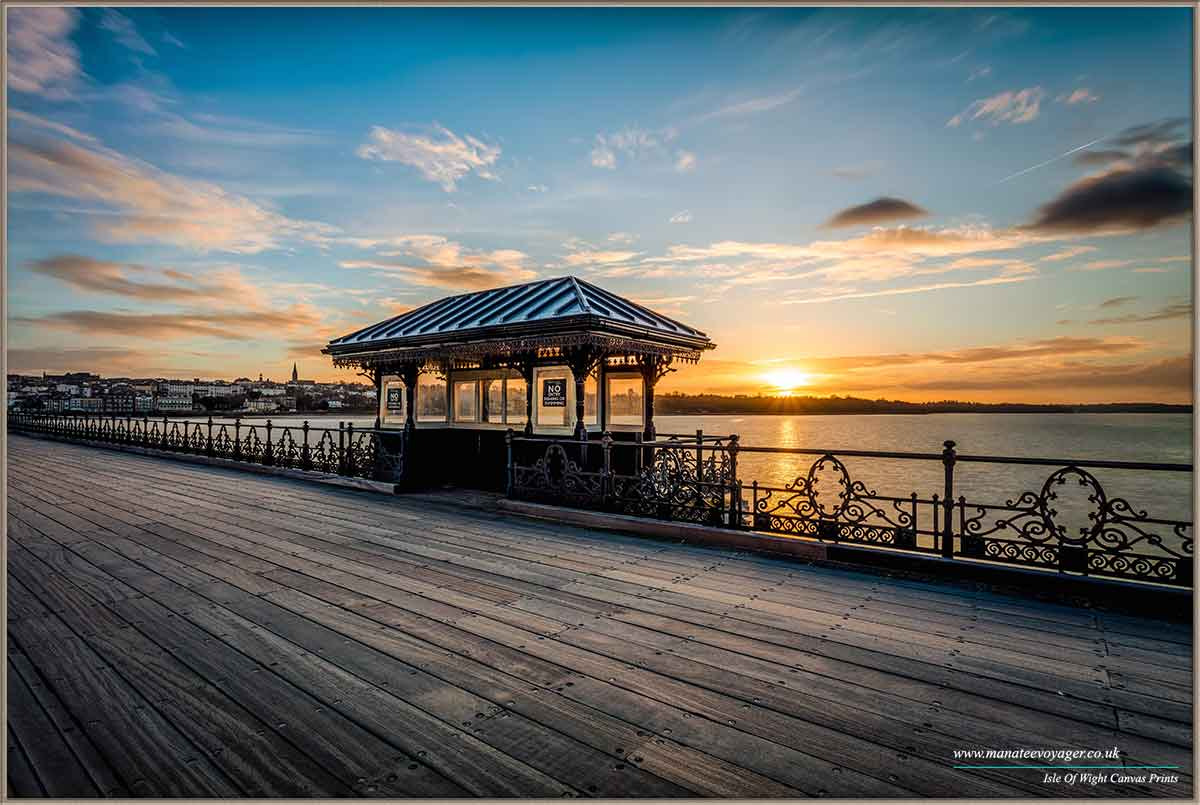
top-left (535, 367), bottom-right (570, 428)
top-left (606, 374), bottom-right (644, 427)
top-left (483, 379), bottom-right (505, 423)
top-left (584, 374), bottom-right (598, 426)
top-left (454, 381), bottom-right (480, 423)
top-left (380, 376), bottom-right (406, 427)
top-left (506, 379), bottom-right (528, 424)
top-left (416, 371), bottom-right (448, 422)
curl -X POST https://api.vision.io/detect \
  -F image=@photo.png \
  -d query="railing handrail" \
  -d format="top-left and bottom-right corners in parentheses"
top-left (506, 431), bottom-right (1193, 474)
top-left (9, 411), bottom-right (397, 438)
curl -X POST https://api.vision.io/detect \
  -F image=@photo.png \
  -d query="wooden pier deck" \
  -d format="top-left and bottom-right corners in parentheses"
top-left (5, 435), bottom-right (1193, 798)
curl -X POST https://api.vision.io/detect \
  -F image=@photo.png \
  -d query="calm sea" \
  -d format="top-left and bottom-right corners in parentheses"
top-left (190, 412), bottom-right (1193, 523)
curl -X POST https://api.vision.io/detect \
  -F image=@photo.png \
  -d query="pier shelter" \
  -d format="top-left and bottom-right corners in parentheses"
top-left (324, 276), bottom-right (715, 488)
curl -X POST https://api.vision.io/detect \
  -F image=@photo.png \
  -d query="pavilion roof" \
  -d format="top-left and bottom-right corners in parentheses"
top-left (324, 276), bottom-right (714, 367)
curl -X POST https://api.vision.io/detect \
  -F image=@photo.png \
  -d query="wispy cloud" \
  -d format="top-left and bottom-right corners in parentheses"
top-left (17, 306), bottom-right (323, 341)
top-left (559, 249), bottom-right (642, 267)
top-left (9, 135), bottom-right (337, 253)
top-left (967, 65), bottom-right (992, 82)
top-left (28, 254), bottom-right (266, 305)
top-left (356, 124), bottom-right (500, 191)
top-left (589, 126), bottom-right (680, 170)
top-left (669, 210), bottom-right (693, 224)
top-left (947, 86), bottom-right (1045, 127)
top-left (339, 235), bottom-right (535, 290)
top-left (8, 109), bottom-right (97, 144)
top-left (781, 273), bottom-right (1033, 304)
top-left (7, 7), bottom-right (81, 98)
top-left (1088, 301), bottom-right (1191, 326)
top-left (691, 87), bottom-right (803, 122)
top-left (1057, 87), bottom-right (1099, 105)
top-left (674, 150), bottom-right (697, 173)
top-left (100, 9), bottom-right (157, 56)
top-left (1040, 244), bottom-right (1097, 262)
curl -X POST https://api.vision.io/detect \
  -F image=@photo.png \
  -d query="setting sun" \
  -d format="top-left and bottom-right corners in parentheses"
top-left (762, 368), bottom-right (813, 395)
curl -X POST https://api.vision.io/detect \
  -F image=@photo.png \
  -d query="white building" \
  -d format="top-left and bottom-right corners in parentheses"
top-left (156, 396), bottom-right (194, 412)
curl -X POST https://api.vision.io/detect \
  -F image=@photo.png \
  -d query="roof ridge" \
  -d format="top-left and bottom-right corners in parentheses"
top-left (566, 275), bottom-right (591, 313)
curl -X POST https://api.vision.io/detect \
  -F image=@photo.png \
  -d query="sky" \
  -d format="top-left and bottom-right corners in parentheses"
top-left (5, 6), bottom-right (1194, 402)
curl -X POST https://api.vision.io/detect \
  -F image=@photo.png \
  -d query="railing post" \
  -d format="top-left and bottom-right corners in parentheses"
top-left (264, 420), bottom-right (274, 466)
top-left (751, 480), bottom-right (758, 530)
top-left (941, 440), bottom-right (957, 558)
top-left (301, 421), bottom-right (311, 471)
top-left (337, 421), bottom-right (346, 475)
top-left (728, 434), bottom-right (740, 528)
top-left (233, 417), bottom-right (242, 461)
top-left (161, 416), bottom-right (169, 450)
top-left (505, 428), bottom-right (515, 497)
top-left (345, 423), bottom-right (356, 476)
top-left (601, 430), bottom-right (613, 508)
top-left (125, 414), bottom-right (132, 445)
top-left (206, 415), bottom-right (214, 457)
top-left (142, 415), bottom-right (149, 447)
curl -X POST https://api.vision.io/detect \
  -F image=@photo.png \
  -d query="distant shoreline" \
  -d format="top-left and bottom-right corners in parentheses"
top-left (654, 395), bottom-right (1191, 416)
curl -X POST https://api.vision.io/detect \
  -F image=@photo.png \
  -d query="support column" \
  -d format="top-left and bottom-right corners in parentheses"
top-left (373, 368), bottom-right (383, 429)
top-left (597, 360), bottom-right (607, 431)
top-left (565, 347), bottom-right (600, 441)
top-left (518, 355), bottom-right (535, 436)
top-left (639, 354), bottom-right (673, 443)
top-left (400, 363), bottom-right (419, 437)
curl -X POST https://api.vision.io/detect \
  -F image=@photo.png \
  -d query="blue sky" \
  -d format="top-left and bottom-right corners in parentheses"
top-left (6, 6), bottom-right (1193, 401)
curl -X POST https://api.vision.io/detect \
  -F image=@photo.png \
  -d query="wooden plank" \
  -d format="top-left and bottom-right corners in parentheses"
top-left (8, 614), bottom-right (239, 796)
top-left (6, 726), bottom-right (44, 797)
top-left (7, 657), bottom-right (101, 796)
top-left (8, 652), bottom-right (128, 796)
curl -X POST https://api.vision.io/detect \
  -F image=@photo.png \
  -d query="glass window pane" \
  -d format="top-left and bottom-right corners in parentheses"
top-left (416, 372), bottom-right (447, 422)
top-left (506, 379), bottom-right (527, 424)
top-left (584, 374), bottom-right (598, 426)
top-left (607, 376), bottom-right (644, 426)
top-left (536, 370), bottom-right (568, 427)
top-left (484, 379), bottom-right (504, 423)
top-left (454, 381), bottom-right (479, 422)
top-left (381, 378), bottom-right (405, 426)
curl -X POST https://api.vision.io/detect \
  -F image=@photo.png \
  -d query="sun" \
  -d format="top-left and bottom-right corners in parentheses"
top-left (762, 368), bottom-right (813, 395)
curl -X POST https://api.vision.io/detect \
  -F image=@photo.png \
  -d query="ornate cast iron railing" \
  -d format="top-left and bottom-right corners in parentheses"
top-left (507, 432), bottom-right (1193, 588)
top-left (8, 412), bottom-right (405, 484)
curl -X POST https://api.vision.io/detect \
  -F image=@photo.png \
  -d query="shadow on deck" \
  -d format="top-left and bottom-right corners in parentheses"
top-left (5, 436), bottom-right (1193, 798)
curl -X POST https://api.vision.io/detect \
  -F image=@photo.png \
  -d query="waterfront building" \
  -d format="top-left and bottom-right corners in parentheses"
top-left (155, 395), bottom-right (195, 412)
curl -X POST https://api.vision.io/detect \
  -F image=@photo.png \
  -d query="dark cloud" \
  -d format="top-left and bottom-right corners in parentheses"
top-left (890, 356), bottom-right (1191, 394)
top-left (1088, 302), bottom-right (1192, 326)
top-left (824, 197), bottom-right (928, 228)
top-left (13, 306), bottom-right (321, 341)
top-left (799, 335), bottom-right (1144, 372)
top-left (1098, 296), bottom-right (1138, 309)
top-left (27, 254), bottom-right (246, 302)
top-left (1112, 117), bottom-right (1189, 149)
top-left (1025, 163), bottom-right (1192, 235)
top-left (1073, 149), bottom-right (1129, 167)
top-left (1159, 141), bottom-right (1192, 171)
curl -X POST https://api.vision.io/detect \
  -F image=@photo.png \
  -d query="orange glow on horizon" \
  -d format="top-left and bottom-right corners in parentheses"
top-left (760, 368), bottom-right (814, 395)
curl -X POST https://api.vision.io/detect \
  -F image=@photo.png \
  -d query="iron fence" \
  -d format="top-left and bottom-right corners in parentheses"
top-left (507, 430), bottom-right (1194, 588)
top-left (8, 412), bottom-right (405, 483)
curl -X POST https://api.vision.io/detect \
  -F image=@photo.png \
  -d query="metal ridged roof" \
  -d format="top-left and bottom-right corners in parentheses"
top-left (328, 276), bottom-right (709, 348)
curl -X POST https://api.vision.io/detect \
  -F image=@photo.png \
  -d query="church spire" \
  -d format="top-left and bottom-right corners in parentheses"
top-left (291, 362), bottom-right (299, 383)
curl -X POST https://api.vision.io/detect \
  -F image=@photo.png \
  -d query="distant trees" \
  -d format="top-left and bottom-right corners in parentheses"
top-left (654, 392), bottom-right (1190, 416)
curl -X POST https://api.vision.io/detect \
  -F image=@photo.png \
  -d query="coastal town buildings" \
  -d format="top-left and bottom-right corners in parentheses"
top-left (6, 366), bottom-right (375, 415)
